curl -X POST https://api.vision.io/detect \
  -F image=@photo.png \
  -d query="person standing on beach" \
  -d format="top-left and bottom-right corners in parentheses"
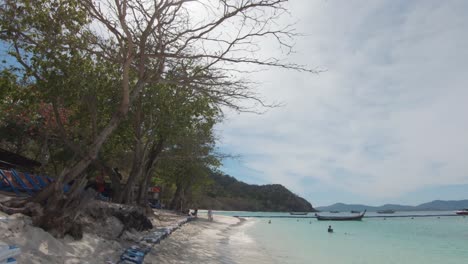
top-left (208, 209), bottom-right (213, 221)
top-left (191, 208), bottom-right (198, 217)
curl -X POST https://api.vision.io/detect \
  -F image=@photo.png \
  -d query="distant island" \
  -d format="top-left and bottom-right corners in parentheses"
top-left (317, 200), bottom-right (468, 212)
top-left (196, 173), bottom-right (316, 212)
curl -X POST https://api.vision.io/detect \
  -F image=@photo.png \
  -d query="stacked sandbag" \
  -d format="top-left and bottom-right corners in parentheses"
top-left (119, 216), bottom-right (194, 264)
top-left (0, 245), bottom-right (20, 264)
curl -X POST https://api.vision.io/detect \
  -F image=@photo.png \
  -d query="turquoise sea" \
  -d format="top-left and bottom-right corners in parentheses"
top-left (215, 211), bottom-right (468, 264)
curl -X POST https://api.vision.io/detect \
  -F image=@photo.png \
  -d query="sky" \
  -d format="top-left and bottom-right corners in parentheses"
top-left (216, 0), bottom-right (468, 207)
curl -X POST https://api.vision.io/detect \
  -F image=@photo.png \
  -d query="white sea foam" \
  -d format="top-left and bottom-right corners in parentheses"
top-left (223, 218), bottom-right (278, 264)
top-left (229, 219), bottom-right (258, 245)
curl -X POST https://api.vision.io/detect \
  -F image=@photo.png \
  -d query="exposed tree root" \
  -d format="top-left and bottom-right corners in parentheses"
top-left (84, 201), bottom-right (153, 233)
top-left (0, 187), bottom-right (154, 240)
top-left (0, 200), bottom-right (42, 216)
top-left (0, 188), bottom-right (96, 239)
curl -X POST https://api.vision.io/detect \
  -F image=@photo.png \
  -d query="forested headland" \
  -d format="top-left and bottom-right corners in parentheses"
top-left (0, 0), bottom-right (312, 238)
top-left (195, 173), bottom-right (315, 212)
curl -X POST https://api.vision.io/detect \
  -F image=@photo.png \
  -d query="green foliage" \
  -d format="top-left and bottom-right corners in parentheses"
top-left (0, 0), bottom-right (124, 172)
top-left (141, 83), bottom-right (221, 208)
top-left (0, 0), bottom-right (296, 209)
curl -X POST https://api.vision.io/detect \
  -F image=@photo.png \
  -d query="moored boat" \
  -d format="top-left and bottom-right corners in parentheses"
top-left (377, 210), bottom-right (395, 214)
top-left (315, 210), bottom-right (366, 221)
top-left (330, 211), bottom-right (340, 213)
top-left (289, 212), bottom-right (308, 215)
top-left (455, 209), bottom-right (468, 215)
top-left (351, 210), bottom-right (360, 214)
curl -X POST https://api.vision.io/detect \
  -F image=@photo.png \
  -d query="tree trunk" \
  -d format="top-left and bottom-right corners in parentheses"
top-left (92, 160), bottom-right (122, 201)
top-left (170, 183), bottom-right (185, 211)
top-left (117, 95), bottom-right (145, 204)
top-left (136, 139), bottom-right (164, 206)
top-left (120, 146), bottom-right (144, 204)
top-left (33, 187), bottom-right (96, 239)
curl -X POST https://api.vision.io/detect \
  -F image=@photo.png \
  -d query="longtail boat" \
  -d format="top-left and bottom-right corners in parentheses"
top-left (377, 210), bottom-right (395, 214)
top-left (289, 212), bottom-right (308, 215)
top-left (455, 209), bottom-right (468, 215)
top-left (315, 210), bottom-right (366, 221)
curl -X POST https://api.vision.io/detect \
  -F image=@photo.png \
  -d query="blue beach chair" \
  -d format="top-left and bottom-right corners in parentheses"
top-left (11, 170), bottom-right (40, 193)
top-left (34, 174), bottom-right (49, 188)
top-left (15, 170), bottom-right (42, 191)
top-left (0, 170), bottom-right (21, 196)
top-left (8, 170), bottom-right (34, 195)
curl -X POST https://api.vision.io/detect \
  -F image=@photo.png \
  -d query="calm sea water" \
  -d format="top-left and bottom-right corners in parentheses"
top-left (215, 211), bottom-right (468, 264)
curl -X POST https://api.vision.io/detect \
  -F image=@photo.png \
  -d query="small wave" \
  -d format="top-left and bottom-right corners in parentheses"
top-left (223, 218), bottom-right (277, 264)
top-left (229, 229), bottom-right (255, 245)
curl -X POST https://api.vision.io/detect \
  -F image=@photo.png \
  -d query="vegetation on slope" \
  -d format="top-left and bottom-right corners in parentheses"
top-left (196, 173), bottom-right (316, 212)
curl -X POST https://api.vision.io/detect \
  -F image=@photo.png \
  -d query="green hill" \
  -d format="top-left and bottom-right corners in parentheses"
top-left (196, 173), bottom-right (316, 212)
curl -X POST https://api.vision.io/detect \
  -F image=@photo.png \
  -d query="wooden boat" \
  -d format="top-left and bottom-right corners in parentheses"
top-left (351, 210), bottom-right (360, 214)
top-left (289, 212), bottom-right (308, 215)
top-left (455, 209), bottom-right (468, 215)
top-left (316, 210), bottom-right (366, 221)
top-left (377, 210), bottom-right (395, 214)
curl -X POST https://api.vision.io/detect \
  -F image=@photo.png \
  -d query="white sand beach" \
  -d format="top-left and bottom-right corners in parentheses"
top-left (1, 206), bottom-right (275, 264)
top-left (146, 215), bottom-right (275, 264)
top-left (1, 199), bottom-right (278, 264)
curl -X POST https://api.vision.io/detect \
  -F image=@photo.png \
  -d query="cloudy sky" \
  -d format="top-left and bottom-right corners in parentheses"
top-left (217, 0), bottom-right (468, 206)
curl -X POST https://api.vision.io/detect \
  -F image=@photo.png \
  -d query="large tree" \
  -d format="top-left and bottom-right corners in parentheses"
top-left (0, 0), bottom-right (311, 237)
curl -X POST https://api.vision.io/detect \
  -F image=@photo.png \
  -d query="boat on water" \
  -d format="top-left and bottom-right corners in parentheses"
top-left (350, 210), bottom-right (360, 214)
top-left (289, 212), bottom-right (308, 215)
top-left (377, 210), bottom-right (395, 214)
top-left (330, 211), bottom-right (340, 213)
top-left (316, 210), bottom-right (366, 221)
top-left (455, 209), bottom-right (468, 215)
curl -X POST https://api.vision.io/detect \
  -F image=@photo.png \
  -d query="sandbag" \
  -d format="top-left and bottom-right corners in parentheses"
top-left (0, 246), bottom-right (20, 261)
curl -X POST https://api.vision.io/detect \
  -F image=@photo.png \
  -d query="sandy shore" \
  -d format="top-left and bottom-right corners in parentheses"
top-left (1, 208), bottom-right (274, 264)
top-left (146, 215), bottom-right (275, 264)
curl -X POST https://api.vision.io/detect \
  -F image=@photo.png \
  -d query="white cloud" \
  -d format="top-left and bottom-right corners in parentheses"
top-left (217, 0), bottom-right (468, 204)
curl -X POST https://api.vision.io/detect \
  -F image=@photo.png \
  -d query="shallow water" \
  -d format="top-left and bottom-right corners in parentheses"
top-left (217, 211), bottom-right (468, 264)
